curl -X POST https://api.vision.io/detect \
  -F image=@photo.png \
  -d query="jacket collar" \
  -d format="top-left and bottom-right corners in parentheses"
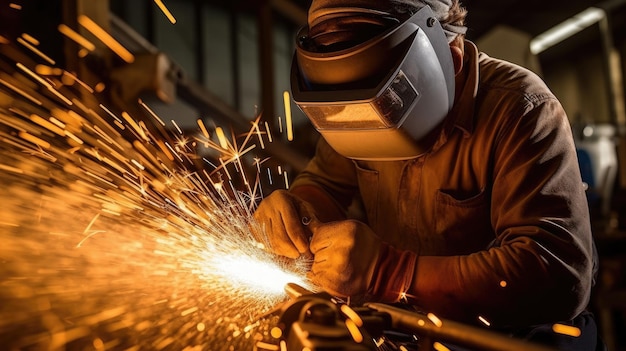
top-left (447, 40), bottom-right (479, 137)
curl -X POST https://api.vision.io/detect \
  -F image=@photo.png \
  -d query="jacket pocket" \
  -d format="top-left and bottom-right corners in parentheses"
top-left (435, 188), bottom-right (494, 254)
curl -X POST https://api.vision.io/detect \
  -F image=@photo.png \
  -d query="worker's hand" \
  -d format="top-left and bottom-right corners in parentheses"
top-left (253, 189), bottom-right (316, 259)
top-left (308, 219), bottom-right (418, 303)
top-left (308, 219), bottom-right (382, 299)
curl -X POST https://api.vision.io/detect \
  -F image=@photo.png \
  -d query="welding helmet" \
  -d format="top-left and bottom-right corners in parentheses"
top-left (291, 5), bottom-right (455, 160)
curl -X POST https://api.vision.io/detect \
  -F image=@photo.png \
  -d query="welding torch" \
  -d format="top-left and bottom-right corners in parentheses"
top-left (262, 283), bottom-right (559, 351)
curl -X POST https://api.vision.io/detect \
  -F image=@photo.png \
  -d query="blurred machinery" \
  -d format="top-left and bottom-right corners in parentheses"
top-left (575, 123), bottom-right (618, 219)
top-left (105, 13), bottom-right (310, 174)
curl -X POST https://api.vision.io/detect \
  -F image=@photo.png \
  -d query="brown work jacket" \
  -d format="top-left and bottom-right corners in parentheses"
top-left (291, 41), bottom-right (595, 328)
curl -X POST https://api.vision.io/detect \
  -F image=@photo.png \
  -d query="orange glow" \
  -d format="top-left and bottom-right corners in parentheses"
top-left (35, 64), bottom-right (63, 76)
top-left (94, 82), bottom-right (106, 92)
top-left (345, 319), bottom-right (364, 343)
top-left (58, 24), bottom-right (96, 51)
top-left (270, 327), bottom-right (282, 339)
top-left (0, 78), bottom-right (42, 105)
top-left (340, 304), bottom-right (363, 327)
top-left (197, 118), bottom-right (210, 138)
top-left (29, 114), bottom-right (64, 136)
top-left (252, 117), bottom-right (266, 149)
top-left (264, 121), bottom-right (273, 142)
top-left (121, 111), bottom-right (147, 141)
top-left (0, 163), bottom-right (24, 174)
top-left (283, 91), bottom-right (293, 141)
top-left (18, 131), bottom-right (51, 149)
top-left (180, 306), bottom-right (198, 316)
top-left (16, 37), bottom-right (55, 64)
top-left (216, 126), bottom-right (229, 149)
top-left (0, 29), bottom-right (316, 350)
top-left (16, 62), bottom-right (52, 87)
top-left (92, 338), bottom-right (104, 349)
top-left (65, 130), bottom-right (84, 145)
top-left (78, 15), bottom-right (134, 63)
top-left (433, 342), bottom-right (451, 351)
top-left (139, 99), bottom-right (166, 126)
top-left (16, 62), bottom-right (73, 105)
top-left (255, 341), bottom-right (280, 350)
top-left (427, 313), bottom-right (443, 327)
top-left (21, 33), bottom-right (40, 46)
top-left (154, 0), bottom-right (177, 24)
top-left (63, 71), bottom-right (95, 93)
top-left (552, 323), bottom-right (581, 337)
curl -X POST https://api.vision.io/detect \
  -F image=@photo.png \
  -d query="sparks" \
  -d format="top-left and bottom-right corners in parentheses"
top-left (340, 304), bottom-right (363, 327)
top-left (154, 0), bottom-right (177, 24)
top-left (203, 252), bottom-right (309, 297)
top-left (16, 36), bottom-right (55, 64)
top-left (552, 323), bottom-right (582, 337)
top-left (78, 15), bottom-right (135, 63)
top-left (478, 315), bottom-right (491, 327)
top-left (433, 342), bottom-right (452, 351)
top-left (345, 318), bottom-right (364, 343)
top-left (283, 90), bottom-right (293, 141)
top-left (58, 23), bottom-right (96, 52)
top-left (427, 312), bottom-right (443, 328)
top-left (0, 32), bottom-right (314, 350)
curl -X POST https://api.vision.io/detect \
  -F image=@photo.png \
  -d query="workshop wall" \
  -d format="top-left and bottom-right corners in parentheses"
top-left (110, 1), bottom-right (304, 131)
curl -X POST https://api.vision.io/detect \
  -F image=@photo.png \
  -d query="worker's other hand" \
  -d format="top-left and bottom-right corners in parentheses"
top-left (308, 219), bottom-right (418, 303)
top-left (253, 189), bottom-right (316, 259)
top-left (308, 220), bottom-right (382, 299)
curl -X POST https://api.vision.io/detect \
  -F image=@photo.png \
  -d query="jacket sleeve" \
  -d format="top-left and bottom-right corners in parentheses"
top-left (406, 97), bottom-right (595, 328)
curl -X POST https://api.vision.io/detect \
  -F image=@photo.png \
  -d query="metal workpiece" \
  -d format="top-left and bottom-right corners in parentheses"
top-left (366, 302), bottom-right (560, 351)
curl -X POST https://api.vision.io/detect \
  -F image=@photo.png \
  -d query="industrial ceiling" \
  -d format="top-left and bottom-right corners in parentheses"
top-left (280, 0), bottom-right (625, 42)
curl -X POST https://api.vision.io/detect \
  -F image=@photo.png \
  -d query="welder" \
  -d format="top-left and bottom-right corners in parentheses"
top-left (254, 1), bottom-right (602, 349)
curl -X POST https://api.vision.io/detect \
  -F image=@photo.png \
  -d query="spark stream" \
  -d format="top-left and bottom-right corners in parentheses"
top-left (0, 35), bottom-right (310, 350)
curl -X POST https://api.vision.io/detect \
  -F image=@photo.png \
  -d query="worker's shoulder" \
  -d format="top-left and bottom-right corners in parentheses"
top-left (477, 52), bottom-right (555, 106)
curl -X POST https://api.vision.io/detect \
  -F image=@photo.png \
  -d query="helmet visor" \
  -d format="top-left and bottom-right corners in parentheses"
top-left (298, 70), bottom-right (419, 130)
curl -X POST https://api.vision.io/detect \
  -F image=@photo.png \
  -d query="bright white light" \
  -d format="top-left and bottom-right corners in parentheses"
top-left (530, 7), bottom-right (605, 55)
top-left (205, 251), bottom-right (309, 296)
